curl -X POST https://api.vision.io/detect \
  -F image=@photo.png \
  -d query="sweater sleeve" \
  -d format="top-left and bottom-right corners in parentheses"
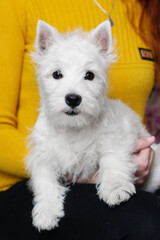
top-left (0, 0), bottom-right (28, 178)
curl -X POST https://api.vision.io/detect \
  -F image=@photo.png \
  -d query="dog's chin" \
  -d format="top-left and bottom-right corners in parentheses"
top-left (52, 110), bottom-right (91, 129)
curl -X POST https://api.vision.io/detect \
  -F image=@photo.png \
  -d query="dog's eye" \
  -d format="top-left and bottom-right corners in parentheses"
top-left (52, 71), bottom-right (63, 79)
top-left (84, 71), bottom-right (94, 81)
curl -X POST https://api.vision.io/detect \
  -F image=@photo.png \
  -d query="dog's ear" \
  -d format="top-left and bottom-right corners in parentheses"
top-left (91, 20), bottom-right (112, 53)
top-left (35, 20), bottom-right (60, 53)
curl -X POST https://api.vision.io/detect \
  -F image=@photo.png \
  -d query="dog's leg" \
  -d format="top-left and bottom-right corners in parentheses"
top-left (97, 153), bottom-right (136, 207)
top-left (29, 164), bottom-right (66, 231)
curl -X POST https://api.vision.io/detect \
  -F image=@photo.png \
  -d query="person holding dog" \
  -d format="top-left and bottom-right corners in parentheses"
top-left (0, 0), bottom-right (160, 239)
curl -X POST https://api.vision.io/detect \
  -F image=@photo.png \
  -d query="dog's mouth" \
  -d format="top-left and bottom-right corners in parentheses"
top-left (65, 110), bottom-right (79, 116)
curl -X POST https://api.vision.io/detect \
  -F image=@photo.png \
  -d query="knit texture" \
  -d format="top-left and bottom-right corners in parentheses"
top-left (0, 0), bottom-right (155, 190)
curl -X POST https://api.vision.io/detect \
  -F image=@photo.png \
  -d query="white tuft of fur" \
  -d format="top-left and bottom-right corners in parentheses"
top-left (25, 20), bottom-right (160, 231)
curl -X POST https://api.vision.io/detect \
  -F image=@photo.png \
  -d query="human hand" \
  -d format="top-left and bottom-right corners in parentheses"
top-left (133, 136), bottom-right (155, 185)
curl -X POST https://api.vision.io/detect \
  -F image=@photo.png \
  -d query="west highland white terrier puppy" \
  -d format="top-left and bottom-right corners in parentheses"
top-left (26, 20), bottom-right (160, 231)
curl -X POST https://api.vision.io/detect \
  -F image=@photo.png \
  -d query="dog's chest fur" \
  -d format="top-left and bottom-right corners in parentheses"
top-left (51, 126), bottom-right (100, 181)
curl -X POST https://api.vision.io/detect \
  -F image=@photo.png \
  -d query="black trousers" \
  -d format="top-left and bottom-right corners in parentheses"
top-left (0, 180), bottom-right (160, 240)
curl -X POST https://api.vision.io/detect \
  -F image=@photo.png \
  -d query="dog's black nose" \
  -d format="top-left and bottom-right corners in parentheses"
top-left (65, 94), bottom-right (82, 108)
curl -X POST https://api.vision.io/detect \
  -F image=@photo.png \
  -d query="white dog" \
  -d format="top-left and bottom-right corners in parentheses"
top-left (26, 20), bottom-right (160, 231)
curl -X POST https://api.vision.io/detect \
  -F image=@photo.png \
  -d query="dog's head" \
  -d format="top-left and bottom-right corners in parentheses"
top-left (32, 20), bottom-right (115, 128)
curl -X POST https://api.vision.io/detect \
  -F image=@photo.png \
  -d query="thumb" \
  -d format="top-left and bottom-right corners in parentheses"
top-left (135, 136), bottom-right (155, 152)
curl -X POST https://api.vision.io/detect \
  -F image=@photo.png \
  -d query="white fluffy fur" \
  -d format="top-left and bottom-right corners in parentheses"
top-left (25, 20), bottom-right (160, 231)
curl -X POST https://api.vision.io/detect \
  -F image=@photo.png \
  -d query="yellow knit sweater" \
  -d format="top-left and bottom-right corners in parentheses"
top-left (0, 0), bottom-right (155, 190)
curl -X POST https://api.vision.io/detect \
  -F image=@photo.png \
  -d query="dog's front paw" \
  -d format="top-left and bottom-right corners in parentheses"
top-left (99, 183), bottom-right (136, 207)
top-left (32, 202), bottom-right (64, 231)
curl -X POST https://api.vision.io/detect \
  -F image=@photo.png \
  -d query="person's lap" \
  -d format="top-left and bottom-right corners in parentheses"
top-left (0, 180), bottom-right (160, 240)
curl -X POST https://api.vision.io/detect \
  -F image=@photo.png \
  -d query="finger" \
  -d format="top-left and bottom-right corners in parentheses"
top-left (134, 148), bottom-right (151, 174)
top-left (134, 136), bottom-right (155, 152)
top-left (140, 148), bottom-right (154, 175)
top-left (135, 149), bottom-right (154, 185)
top-left (135, 177), bottom-right (146, 185)
top-left (148, 148), bottom-right (155, 170)
top-left (136, 166), bottom-right (150, 184)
